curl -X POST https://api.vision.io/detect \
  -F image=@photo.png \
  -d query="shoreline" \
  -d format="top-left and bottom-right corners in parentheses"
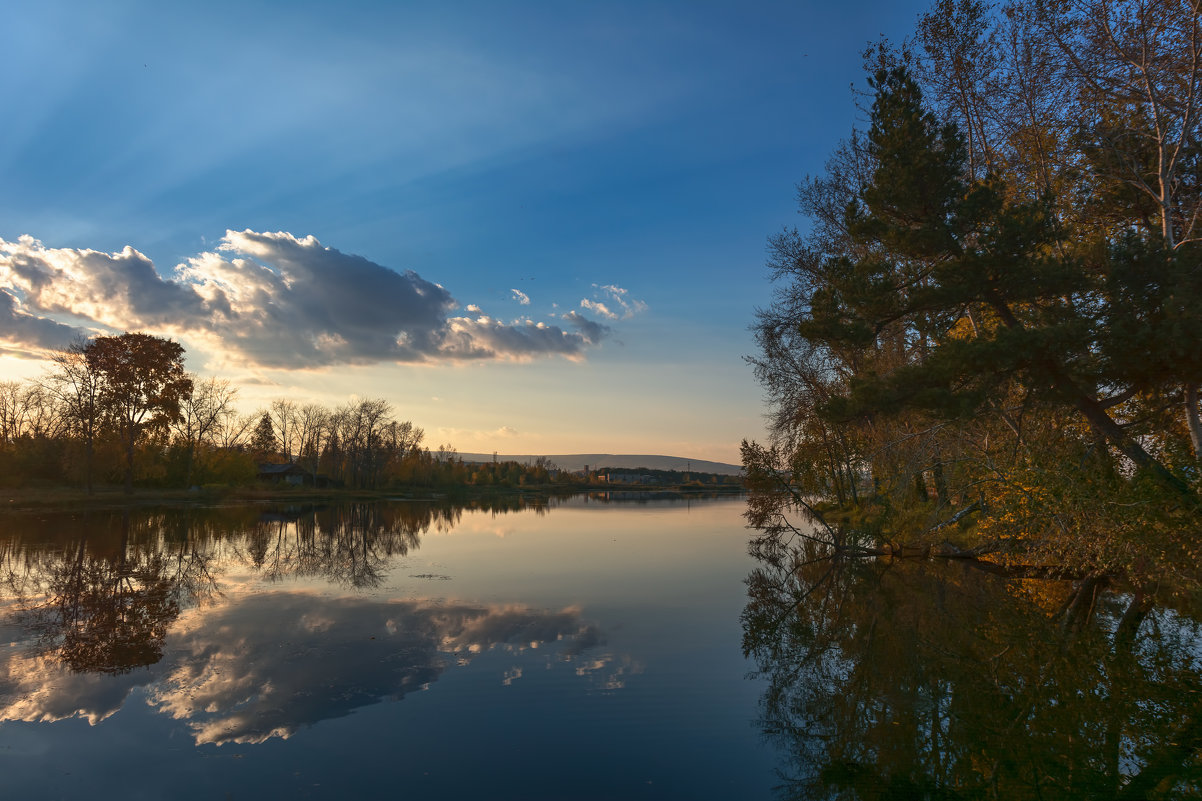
top-left (0, 482), bottom-right (745, 514)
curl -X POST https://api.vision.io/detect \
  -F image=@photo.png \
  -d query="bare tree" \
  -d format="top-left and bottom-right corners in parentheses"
top-left (172, 376), bottom-right (238, 487)
top-left (213, 410), bottom-right (257, 451)
top-left (295, 403), bottom-right (329, 484)
top-left (270, 399), bottom-right (299, 463)
top-left (44, 339), bottom-right (103, 493)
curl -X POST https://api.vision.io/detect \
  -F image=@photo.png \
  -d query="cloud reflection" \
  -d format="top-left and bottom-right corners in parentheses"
top-left (0, 651), bottom-right (153, 726)
top-left (151, 594), bottom-right (601, 745)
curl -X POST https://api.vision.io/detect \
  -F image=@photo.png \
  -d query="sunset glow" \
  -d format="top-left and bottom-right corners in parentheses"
top-left (0, 0), bottom-right (930, 462)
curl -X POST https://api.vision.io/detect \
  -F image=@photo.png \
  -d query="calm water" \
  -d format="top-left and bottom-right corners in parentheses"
top-left (6, 495), bottom-right (1200, 800)
top-left (743, 531), bottom-right (1202, 799)
top-left (0, 494), bottom-right (779, 800)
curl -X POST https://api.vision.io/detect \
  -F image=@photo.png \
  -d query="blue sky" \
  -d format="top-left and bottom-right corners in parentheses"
top-left (0, 0), bottom-right (931, 463)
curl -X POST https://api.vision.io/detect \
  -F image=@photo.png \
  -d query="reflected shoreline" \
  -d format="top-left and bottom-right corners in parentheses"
top-left (0, 493), bottom-right (735, 745)
top-left (0, 484), bottom-right (744, 516)
top-left (742, 533), bottom-right (1202, 800)
top-left (0, 496), bottom-right (640, 744)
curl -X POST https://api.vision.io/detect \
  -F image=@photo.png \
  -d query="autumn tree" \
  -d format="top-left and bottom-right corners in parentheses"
top-left (910, 0), bottom-right (1202, 459)
top-left (749, 25), bottom-right (1201, 584)
top-left (87, 333), bottom-right (192, 494)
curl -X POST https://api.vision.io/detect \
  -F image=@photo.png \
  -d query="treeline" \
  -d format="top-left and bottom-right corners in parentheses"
top-left (746, 0), bottom-right (1202, 586)
top-left (594, 466), bottom-right (741, 486)
top-left (0, 332), bottom-right (580, 493)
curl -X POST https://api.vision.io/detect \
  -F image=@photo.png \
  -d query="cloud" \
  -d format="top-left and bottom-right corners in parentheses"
top-left (0, 236), bottom-right (207, 347)
top-left (510, 289), bottom-right (530, 306)
top-left (441, 314), bottom-right (594, 360)
top-left (0, 651), bottom-right (153, 726)
top-left (561, 310), bottom-right (611, 344)
top-left (0, 290), bottom-right (88, 351)
top-left (0, 231), bottom-right (604, 368)
top-left (147, 594), bottom-right (601, 745)
top-left (432, 425), bottom-right (522, 443)
top-left (0, 592), bottom-right (604, 746)
top-left (584, 284), bottom-right (647, 321)
top-left (580, 299), bottom-right (617, 320)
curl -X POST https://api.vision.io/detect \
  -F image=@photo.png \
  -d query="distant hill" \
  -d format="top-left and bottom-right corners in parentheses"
top-left (455, 453), bottom-right (743, 476)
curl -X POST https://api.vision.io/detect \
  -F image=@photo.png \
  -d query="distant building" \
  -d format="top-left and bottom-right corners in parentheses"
top-left (600, 471), bottom-right (655, 485)
top-left (257, 463), bottom-right (309, 486)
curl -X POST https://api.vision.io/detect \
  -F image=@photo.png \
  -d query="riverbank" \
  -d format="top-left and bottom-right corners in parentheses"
top-left (0, 481), bottom-right (744, 514)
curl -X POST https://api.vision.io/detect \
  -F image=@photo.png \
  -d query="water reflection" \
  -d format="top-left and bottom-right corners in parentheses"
top-left (152, 594), bottom-right (599, 745)
top-left (742, 540), bottom-right (1202, 800)
top-left (6, 513), bottom-right (216, 675)
top-left (0, 499), bottom-right (603, 743)
top-left (238, 504), bottom-right (435, 588)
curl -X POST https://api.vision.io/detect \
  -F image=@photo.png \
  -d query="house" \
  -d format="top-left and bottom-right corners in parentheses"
top-left (257, 462), bottom-right (309, 486)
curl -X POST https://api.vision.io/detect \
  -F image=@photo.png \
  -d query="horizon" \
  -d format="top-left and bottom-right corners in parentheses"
top-left (0, 1), bottom-right (932, 464)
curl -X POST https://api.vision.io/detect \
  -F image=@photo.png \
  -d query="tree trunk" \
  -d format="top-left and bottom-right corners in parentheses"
top-left (84, 431), bottom-right (94, 495)
top-left (1186, 383), bottom-right (1202, 463)
top-left (932, 459), bottom-right (948, 502)
top-left (990, 297), bottom-right (1196, 504)
top-left (184, 441), bottom-right (195, 489)
top-left (124, 429), bottom-right (135, 495)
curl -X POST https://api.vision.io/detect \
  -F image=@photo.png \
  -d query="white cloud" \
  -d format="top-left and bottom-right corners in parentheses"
top-left (0, 231), bottom-right (605, 367)
top-left (580, 299), bottom-right (617, 320)
top-left (510, 289), bottom-right (530, 306)
top-left (0, 235), bottom-right (209, 338)
top-left (442, 314), bottom-right (594, 361)
top-left (585, 283), bottom-right (647, 321)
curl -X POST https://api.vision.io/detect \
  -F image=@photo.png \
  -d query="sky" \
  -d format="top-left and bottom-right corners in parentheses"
top-left (0, 0), bottom-right (932, 464)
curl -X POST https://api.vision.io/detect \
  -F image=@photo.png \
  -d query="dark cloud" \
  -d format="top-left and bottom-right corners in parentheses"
top-left (0, 290), bottom-right (88, 350)
top-left (182, 230), bottom-right (462, 367)
top-left (0, 231), bottom-right (620, 367)
top-left (561, 310), bottom-right (610, 344)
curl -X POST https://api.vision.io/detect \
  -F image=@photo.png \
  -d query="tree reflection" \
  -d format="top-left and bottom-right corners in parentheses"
top-left (237, 503), bottom-right (442, 588)
top-left (0, 499), bottom-right (610, 742)
top-left (743, 536), bottom-right (1202, 799)
top-left (0, 498), bottom-right (560, 675)
top-left (6, 513), bottom-right (217, 674)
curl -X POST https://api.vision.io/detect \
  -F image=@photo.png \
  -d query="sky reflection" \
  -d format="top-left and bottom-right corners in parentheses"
top-left (0, 496), bottom-right (770, 799)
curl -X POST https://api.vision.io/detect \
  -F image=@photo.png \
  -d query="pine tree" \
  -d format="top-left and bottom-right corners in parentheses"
top-left (249, 412), bottom-right (278, 463)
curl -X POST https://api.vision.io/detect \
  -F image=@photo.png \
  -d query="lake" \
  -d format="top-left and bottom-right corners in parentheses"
top-left (5, 493), bottom-right (1200, 800)
top-left (743, 520), bottom-right (1202, 800)
top-left (0, 493), bottom-right (781, 800)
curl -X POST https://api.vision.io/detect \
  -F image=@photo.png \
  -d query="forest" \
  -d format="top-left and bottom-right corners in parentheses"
top-left (744, 0), bottom-right (1202, 589)
top-left (0, 332), bottom-right (575, 493)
